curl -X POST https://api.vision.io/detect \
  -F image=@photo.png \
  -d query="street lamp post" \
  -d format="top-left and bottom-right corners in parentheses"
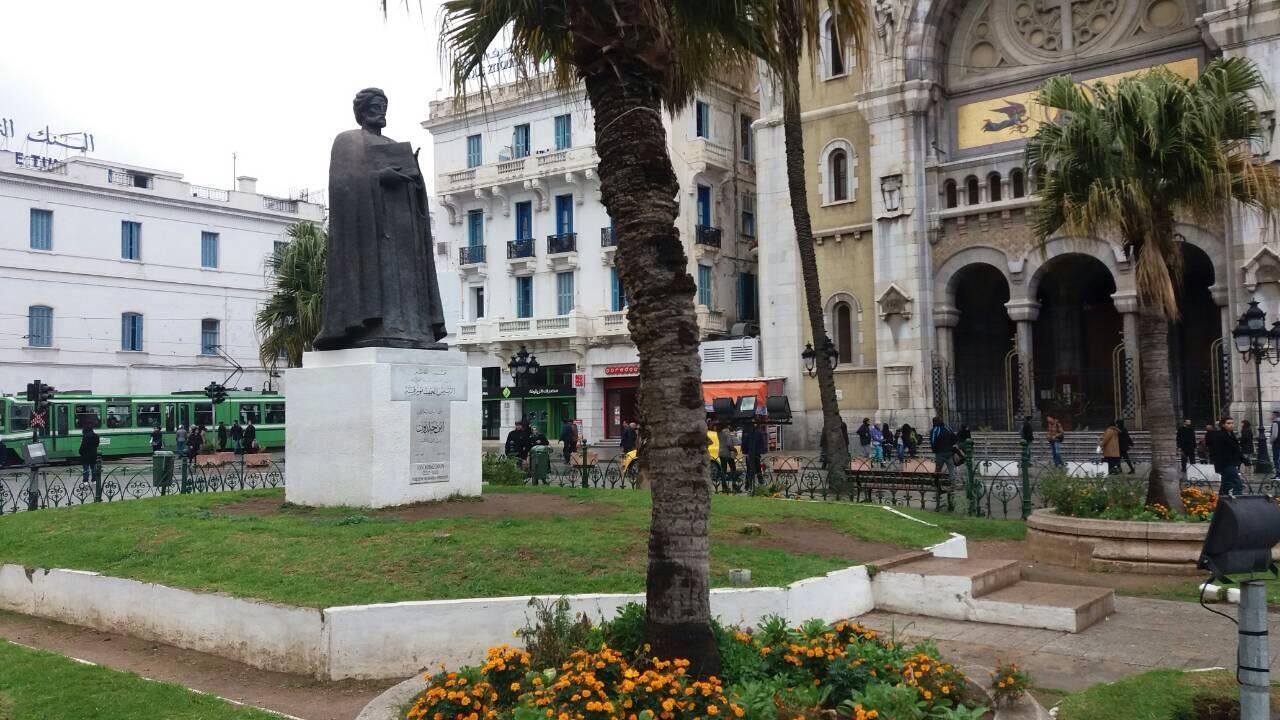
top-left (507, 345), bottom-right (540, 388)
top-left (1231, 301), bottom-right (1280, 478)
top-left (801, 338), bottom-right (839, 378)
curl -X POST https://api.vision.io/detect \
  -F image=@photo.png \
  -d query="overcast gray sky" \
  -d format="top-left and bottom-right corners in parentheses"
top-left (0, 0), bottom-right (451, 200)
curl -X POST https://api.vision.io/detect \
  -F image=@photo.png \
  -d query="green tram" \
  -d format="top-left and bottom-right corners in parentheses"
top-left (0, 391), bottom-right (285, 464)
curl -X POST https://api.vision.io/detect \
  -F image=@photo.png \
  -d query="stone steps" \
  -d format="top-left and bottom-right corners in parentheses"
top-left (871, 557), bottom-right (1114, 633)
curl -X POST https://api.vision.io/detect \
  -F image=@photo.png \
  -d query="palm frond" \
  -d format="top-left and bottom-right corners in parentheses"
top-left (256, 222), bottom-right (327, 368)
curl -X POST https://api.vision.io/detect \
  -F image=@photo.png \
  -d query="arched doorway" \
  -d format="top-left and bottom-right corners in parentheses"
top-left (1171, 243), bottom-right (1219, 423)
top-left (1032, 255), bottom-right (1121, 430)
top-left (953, 264), bottom-right (1014, 430)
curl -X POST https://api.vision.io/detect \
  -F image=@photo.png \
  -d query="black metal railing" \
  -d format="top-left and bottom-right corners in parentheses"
top-left (508, 238), bottom-right (535, 259)
top-left (0, 458), bottom-right (285, 515)
top-left (695, 225), bottom-right (722, 247)
top-left (601, 227), bottom-right (616, 247)
top-left (460, 245), bottom-right (487, 264)
top-left (264, 197), bottom-right (299, 213)
top-left (191, 185), bottom-right (231, 202)
top-left (547, 232), bottom-right (577, 254)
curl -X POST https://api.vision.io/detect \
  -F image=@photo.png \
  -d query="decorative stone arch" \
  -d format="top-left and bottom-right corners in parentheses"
top-left (816, 138), bottom-right (858, 205)
top-left (687, 171), bottom-right (720, 225)
top-left (823, 291), bottom-right (866, 367)
top-left (1020, 235), bottom-right (1131, 303)
top-left (1174, 222), bottom-right (1225, 290)
top-left (933, 245), bottom-right (1014, 307)
top-left (817, 8), bottom-right (855, 81)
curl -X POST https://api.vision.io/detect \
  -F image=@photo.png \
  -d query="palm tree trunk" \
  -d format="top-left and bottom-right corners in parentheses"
top-left (1138, 306), bottom-right (1182, 507)
top-left (778, 11), bottom-right (848, 481)
top-left (578, 12), bottom-right (720, 674)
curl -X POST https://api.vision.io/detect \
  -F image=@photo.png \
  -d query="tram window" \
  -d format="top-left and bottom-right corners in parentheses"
top-left (56, 405), bottom-right (69, 436)
top-left (264, 403), bottom-right (285, 424)
top-left (74, 404), bottom-right (102, 429)
top-left (11, 404), bottom-right (32, 432)
top-left (137, 404), bottom-right (162, 429)
top-left (106, 403), bottom-right (132, 428)
top-left (238, 404), bottom-right (262, 424)
top-left (194, 403), bottom-right (214, 427)
top-left (0, 402), bottom-right (6, 428)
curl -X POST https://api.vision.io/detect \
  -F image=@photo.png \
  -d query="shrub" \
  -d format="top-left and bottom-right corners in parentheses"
top-left (598, 602), bottom-right (647, 661)
top-left (1039, 469), bottom-right (1144, 520)
top-left (990, 662), bottom-right (1030, 707)
top-left (483, 454), bottom-right (526, 486)
top-left (515, 598), bottom-right (594, 670)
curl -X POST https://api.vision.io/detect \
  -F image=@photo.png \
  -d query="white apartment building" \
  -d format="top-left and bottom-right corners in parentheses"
top-left (425, 74), bottom-right (763, 444)
top-left (0, 150), bottom-right (324, 396)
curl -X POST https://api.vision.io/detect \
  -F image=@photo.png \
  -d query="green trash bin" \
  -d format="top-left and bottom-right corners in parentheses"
top-left (152, 451), bottom-right (175, 488)
top-left (529, 445), bottom-right (551, 485)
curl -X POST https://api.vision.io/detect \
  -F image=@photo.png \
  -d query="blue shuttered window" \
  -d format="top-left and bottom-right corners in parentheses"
top-left (741, 194), bottom-right (756, 237)
top-left (554, 114), bottom-right (572, 150)
top-left (695, 101), bottom-right (710, 139)
top-left (201, 231), bottom-right (219, 268)
top-left (697, 264), bottom-right (712, 307)
top-left (121, 221), bottom-right (141, 260)
top-left (610, 268), bottom-right (628, 312)
top-left (737, 272), bottom-right (758, 322)
top-left (28, 306), bottom-right (52, 347)
top-left (466, 134), bottom-right (482, 168)
top-left (513, 124), bottom-right (530, 158)
top-left (201, 319), bottom-right (219, 355)
top-left (467, 210), bottom-right (484, 246)
top-left (555, 195), bottom-right (573, 234)
top-left (556, 272), bottom-right (574, 316)
top-left (696, 185), bottom-right (712, 226)
top-left (121, 313), bottom-right (143, 351)
top-left (516, 276), bottom-right (533, 318)
top-left (29, 209), bottom-right (52, 250)
top-left (515, 201), bottom-right (532, 240)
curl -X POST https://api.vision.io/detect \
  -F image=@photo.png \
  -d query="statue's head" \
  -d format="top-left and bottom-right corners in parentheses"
top-left (353, 88), bottom-right (389, 130)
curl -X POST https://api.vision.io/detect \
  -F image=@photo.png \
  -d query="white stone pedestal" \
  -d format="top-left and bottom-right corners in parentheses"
top-left (285, 347), bottom-right (481, 508)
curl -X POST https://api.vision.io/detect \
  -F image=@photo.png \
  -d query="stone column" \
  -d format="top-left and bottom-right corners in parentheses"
top-left (933, 305), bottom-right (960, 421)
top-left (1112, 292), bottom-right (1142, 428)
top-left (1005, 300), bottom-right (1040, 419)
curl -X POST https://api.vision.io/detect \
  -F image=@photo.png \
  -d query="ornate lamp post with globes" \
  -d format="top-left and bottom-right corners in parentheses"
top-left (507, 345), bottom-right (540, 388)
top-left (801, 337), bottom-right (839, 378)
top-left (1231, 301), bottom-right (1280, 478)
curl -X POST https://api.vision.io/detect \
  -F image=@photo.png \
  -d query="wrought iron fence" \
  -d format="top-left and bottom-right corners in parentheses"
top-left (0, 459), bottom-right (285, 515)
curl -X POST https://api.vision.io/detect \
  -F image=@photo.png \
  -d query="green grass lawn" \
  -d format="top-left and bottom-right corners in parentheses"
top-left (1120, 577), bottom-right (1280, 607)
top-left (0, 486), bottom-right (1020, 608)
top-left (1055, 668), bottom-right (1280, 720)
top-left (0, 640), bottom-right (276, 720)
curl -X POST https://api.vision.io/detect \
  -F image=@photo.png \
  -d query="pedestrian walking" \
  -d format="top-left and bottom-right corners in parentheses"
top-left (880, 422), bottom-right (896, 462)
top-left (1046, 413), bottom-right (1065, 467)
top-left (856, 419), bottom-right (872, 460)
top-left (217, 422), bottom-right (229, 452)
top-left (176, 425), bottom-right (188, 456)
top-left (188, 426), bottom-right (202, 461)
top-left (717, 423), bottom-right (739, 481)
top-left (1020, 416), bottom-right (1034, 446)
top-left (869, 422), bottom-right (884, 464)
top-left (1177, 418), bottom-right (1197, 472)
top-left (1207, 416), bottom-right (1244, 496)
top-left (150, 425), bottom-right (163, 453)
top-left (243, 421), bottom-right (257, 454)
top-left (1117, 420), bottom-right (1136, 474)
top-left (742, 420), bottom-right (767, 491)
top-left (899, 423), bottom-right (919, 458)
top-left (559, 418), bottom-right (578, 465)
top-left (1098, 420), bottom-right (1122, 475)
top-left (1270, 410), bottom-right (1280, 479)
top-left (620, 420), bottom-right (636, 454)
top-left (930, 417), bottom-right (957, 477)
top-left (1198, 422), bottom-right (1214, 465)
top-left (230, 421), bottom-right (244, 454)
top-left (79, 425), bottom-right (100, 485)
top-left (528, 425), bottom-right (550, 450)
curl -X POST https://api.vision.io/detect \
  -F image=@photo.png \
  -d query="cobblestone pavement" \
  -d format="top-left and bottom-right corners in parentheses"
top-left (858, 596), bottom-right (1280, 693)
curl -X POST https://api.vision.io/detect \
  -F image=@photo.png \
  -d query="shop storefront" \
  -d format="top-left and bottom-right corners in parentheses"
top-left (602, 364), bottom-right (639, 439)
top-left (484, 384), bottom-right (578, 437)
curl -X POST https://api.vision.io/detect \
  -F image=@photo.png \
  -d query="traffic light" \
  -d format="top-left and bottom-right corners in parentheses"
top-left (25, 380), bottom-right (53, 406)
top-left (204, 382), bottom-right (227, 405)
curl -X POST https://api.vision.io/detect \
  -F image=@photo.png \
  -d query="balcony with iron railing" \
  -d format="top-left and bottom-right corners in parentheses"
top-left (108, 169), bottom-right (153, 189)
top-left (264, 197), bottom-right (299, 213)
top-left (695, 225), bottom-right (723, 248)
top-left (459, 245), bottom-right (487, 265)
top-left (547, 232), bottom-right (577, 254)
top-left (507, 237), bottom-right (536, 274)
top-left (600, 227), bottom-right (618, 266)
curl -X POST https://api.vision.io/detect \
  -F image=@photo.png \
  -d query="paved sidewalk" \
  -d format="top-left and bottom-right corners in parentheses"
top-left (858, 596), bottom-right (1280, 692)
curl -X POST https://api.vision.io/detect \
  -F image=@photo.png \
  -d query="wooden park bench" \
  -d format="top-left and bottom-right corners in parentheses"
top-left (847, 457), bottom-right (956, 509)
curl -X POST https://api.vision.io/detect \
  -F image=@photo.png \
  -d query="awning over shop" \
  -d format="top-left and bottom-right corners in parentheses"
top-left (702, 378), bottom-right (785, 414)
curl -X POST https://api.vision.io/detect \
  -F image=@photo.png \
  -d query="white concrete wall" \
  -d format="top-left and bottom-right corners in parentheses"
top-left (0, 150), bottom-right (323, 396)
top-left (0, 564), bottom-right (324, 675)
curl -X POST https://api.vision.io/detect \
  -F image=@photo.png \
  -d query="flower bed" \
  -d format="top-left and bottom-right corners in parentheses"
top-left (404, 602), bottom-right (991, 720)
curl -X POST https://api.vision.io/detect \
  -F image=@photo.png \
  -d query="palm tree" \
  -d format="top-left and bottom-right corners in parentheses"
top-left (435, 0), bottom-right (760, 674)
top-left (752, 1), bottom-right (866, 481)
top-left (256, 222), bottom-right (328, 369)
top-left (1027, 57), bottom-right (1280, 505)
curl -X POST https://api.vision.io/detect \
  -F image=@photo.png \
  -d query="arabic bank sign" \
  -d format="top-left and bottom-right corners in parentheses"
top-left (1, 117), bottom-right (96, 153)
